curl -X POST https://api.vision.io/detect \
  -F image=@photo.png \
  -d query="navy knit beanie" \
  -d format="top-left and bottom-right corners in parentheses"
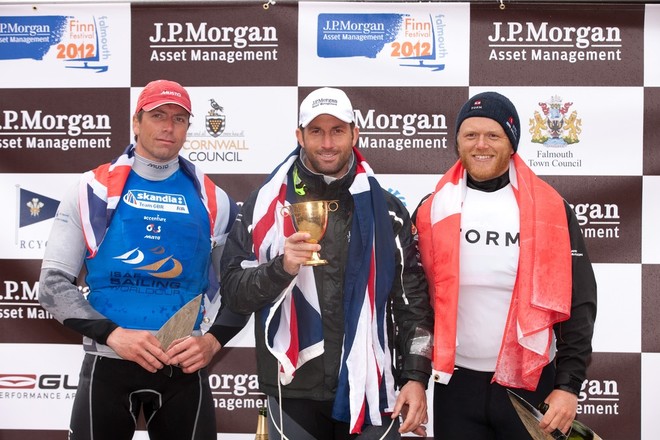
top-left (455, 92), bottom-right (521, 152)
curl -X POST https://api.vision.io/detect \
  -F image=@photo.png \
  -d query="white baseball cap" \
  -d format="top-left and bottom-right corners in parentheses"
top-left (298, 87), bottom-right (355, 128)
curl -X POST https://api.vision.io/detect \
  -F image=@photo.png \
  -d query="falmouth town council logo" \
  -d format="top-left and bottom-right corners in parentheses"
top-left (529, 95), bottom-right (582, 147)
top-left (206, 98), bottom-right (226, 138)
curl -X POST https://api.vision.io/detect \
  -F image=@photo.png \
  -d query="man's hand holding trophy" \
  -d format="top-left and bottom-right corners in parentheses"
top-left (281, 200), bottom-right (338, 272)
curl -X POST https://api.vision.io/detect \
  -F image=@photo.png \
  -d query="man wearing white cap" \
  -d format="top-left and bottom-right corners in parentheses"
top-left (220, 87), bottom-right (434, 439)
top-left (39, 79), bottom-right (247, 439)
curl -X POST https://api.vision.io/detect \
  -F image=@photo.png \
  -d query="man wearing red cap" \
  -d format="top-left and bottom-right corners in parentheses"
top-left (39, 80), bottom-right (247, 440)
top-left (415, 91), bottom-right (597, 439)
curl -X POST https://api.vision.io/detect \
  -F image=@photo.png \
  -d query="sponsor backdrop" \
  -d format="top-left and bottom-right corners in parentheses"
top-left (0, 1), bottom-right (657, 439)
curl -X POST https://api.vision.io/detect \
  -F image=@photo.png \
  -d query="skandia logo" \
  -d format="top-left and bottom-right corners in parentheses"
top-left (123, 190), bottom-right (189, 214)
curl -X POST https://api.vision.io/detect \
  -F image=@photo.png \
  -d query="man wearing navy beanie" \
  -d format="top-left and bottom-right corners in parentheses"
top-left (414, 91), bottom-right (597, 439)
top-left (455, 91), bottom-right (521, 153)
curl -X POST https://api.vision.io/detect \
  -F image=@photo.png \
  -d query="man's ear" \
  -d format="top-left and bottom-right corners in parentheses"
top-left (295, 127), bottom-right (304, 147)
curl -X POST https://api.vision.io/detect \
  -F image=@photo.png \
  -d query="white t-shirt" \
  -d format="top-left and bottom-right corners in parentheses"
top-left (455, 185), bottom-right (520, 371)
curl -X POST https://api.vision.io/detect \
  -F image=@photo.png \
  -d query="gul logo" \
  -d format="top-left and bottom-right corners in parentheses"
top-left (356, 109), bottom-right (449, 151)
top-left (0, 15), bottom-right (110, 72)
top-left (114, 246), bottom-right (183, 279)
top-left (0, 374), bottom-right (36, 389)
top-left (487, 21), bottom-right (623, 64)
top-left (206, 98), bottom-right (226, 138)
top-left (317, 13), bottom-right (447, 71)
top-left (148, 22), bottom-right (279, 64)
top-left (569, 201), bottom-right (621, 239)
top-left (0, 373), bottom-right (77, 400)
top-left (529, 95), bottom-right (582, 147)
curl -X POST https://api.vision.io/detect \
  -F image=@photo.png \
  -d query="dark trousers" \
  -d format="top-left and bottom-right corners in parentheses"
top-left (433, 362), bottom-right (555, 440)
top-left (266, 395), bottom-right (400, 440)
top-left (69, 354), bottom-right (217, 440)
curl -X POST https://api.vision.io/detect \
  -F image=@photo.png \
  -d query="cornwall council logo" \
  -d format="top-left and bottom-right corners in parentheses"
top-left (206, 98), bottom-right (226, 138)
top-left (529, 95), bottom-right (582, 147)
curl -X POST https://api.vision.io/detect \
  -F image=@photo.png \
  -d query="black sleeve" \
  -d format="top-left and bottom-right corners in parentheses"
top-left (219, 191), bottom-right (296, 315)
top-left (386, 192), bottom-right (434, 388)
top-left (553, 200), bottom-right (598, 395)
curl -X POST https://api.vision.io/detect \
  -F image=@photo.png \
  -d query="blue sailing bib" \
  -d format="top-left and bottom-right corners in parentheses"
top-left (85, 170), bottom-right (211, 330)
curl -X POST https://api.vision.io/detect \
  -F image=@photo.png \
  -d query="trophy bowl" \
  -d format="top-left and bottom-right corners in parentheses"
top-left (281, 200), bottom-right (338, 266)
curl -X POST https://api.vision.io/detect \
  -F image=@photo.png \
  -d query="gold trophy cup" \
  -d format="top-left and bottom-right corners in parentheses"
top-left (281, 200), bottom-right (338, 266)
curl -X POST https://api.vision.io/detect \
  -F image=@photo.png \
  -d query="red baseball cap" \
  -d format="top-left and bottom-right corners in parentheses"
top-left (135, 79), bottom-right (193, 116)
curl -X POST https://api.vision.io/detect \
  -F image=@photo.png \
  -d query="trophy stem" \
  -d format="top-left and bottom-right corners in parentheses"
top-left (305, 251), bottom-right (328, 266)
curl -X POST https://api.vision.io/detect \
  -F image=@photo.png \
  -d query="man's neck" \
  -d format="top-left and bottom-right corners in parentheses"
top-left (132, 152), bottom-right (179, 181)
top-left (466, 170), bottom-right (510, 192)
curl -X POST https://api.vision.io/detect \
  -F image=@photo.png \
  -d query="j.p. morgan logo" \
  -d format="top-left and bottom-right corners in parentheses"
top-left (355, 108), bottom-right (449, 151)
top-left (148, 22), bottom-right (279, 64)
top-left (0, 110), bottom-right (112, 150)
top-left (318, 13), bottom-right (447, 71)
top-left (487, 21), bottom-right (622, 64)
top-left (578, 378), bottom-right (620, 416)
top-left (569, 201), bottom-right (620, 239)
top-left (209, 373), bottom-right (264, 411)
